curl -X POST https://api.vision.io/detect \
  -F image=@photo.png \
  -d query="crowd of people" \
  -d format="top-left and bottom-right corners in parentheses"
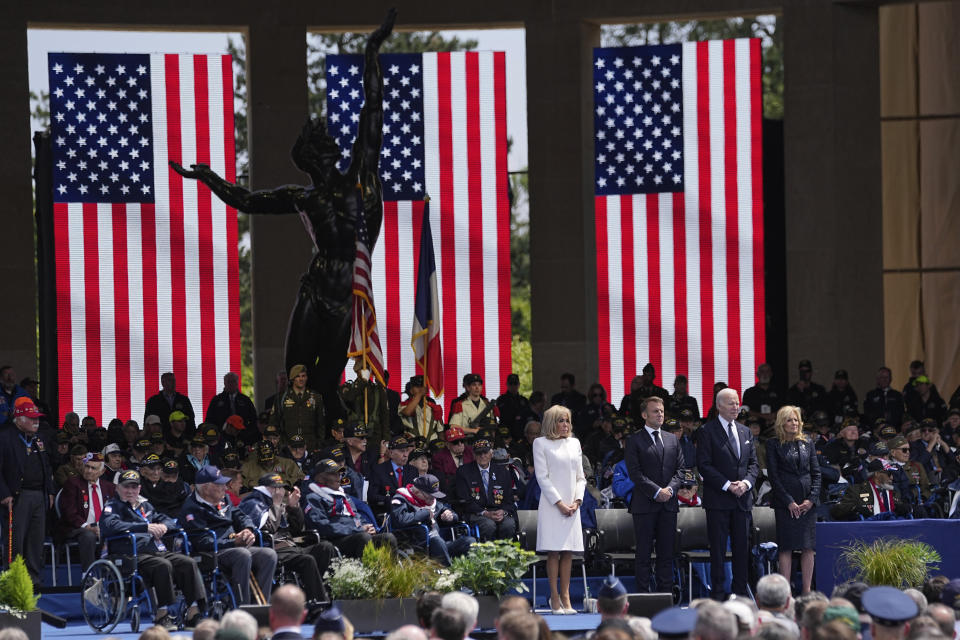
top-left (1, 357), bottom-right (959, 632)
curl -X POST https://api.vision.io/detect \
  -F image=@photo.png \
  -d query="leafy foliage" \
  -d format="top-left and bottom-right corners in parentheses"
top-left (602, 16), bottom-right (783, 119)
top-left (325, 541), bottom-right (444, 599)
top-left (0, 556), bottom-right (40, 612)
top-left (839, 537), bottom-right (941, 588)
top-left (450, 540), bottom-right (537, 598)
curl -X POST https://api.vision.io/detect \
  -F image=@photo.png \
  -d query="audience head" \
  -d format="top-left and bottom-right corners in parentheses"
top-left (757, 623), bottom-right (797, 640)
top-left (269, 584), bottom-right (306, 630)
top-left (192, 619), bottom-right (220, 640)
top-left (442, 591), bottom-right (479, 633)
top-left (757, 574), bottom-right (793, 612)
top-left (922, 604), bottom-right (956, 639)
top-left (497, 595), bottom-right (531, 621)
top-left (138, 627), bottom-right (173, 640)
top-left (922, 577), bottom-right (950, 605)
top-left (497, 612), bottom-right (540, 640)
top-left (723, 599), bottom-right (758, 636)
top-left (416, 591), bottom-right (444, 629)
top-left (219, 609), bottom-right (258, 640)
top-left (431, 608), bottom-right (469, 640)
top-left (629, 616), bottom-right (657, 640)
top-left (800, 601), bottom-right (830, 640)
top-left (597, 575), bottom-right (630, 618)
top-left (693, 603), bottom-right (738, 640)
top-left (813, 620), bottom-right (858, 640)
top-left (312, 603), bottom-right (346, 640)
top-left (386, 625), bottom-right (429, 640)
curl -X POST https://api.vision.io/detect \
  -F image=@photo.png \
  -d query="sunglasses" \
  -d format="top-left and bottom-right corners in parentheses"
top-left (897, 447), bottom-right (910, 452)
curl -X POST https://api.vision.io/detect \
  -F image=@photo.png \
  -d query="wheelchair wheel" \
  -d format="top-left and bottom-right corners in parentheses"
top-left (130, 605), bottom-right (141, 634)
top-left (207, 576), bottom-right (237, 620)
top-left (81, 559), bottom-right (125, 633)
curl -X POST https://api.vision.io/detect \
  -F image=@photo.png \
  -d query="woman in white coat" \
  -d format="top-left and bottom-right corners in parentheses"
top-left (533, 404), bottom-right (587, 614)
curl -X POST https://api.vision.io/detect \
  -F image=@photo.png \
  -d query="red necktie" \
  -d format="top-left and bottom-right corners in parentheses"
top-left (396, 467), bottom-right (403, 486)
top-left (91, 484), bottom-right (102, 520)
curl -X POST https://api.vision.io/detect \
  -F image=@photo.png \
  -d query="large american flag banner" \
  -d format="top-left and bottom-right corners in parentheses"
top-left (327, 52), bottom-right (511, 404)
top-left (47, 52), bottom-right (240, 425)
top-left (593, 40), bottom-right (765, 412)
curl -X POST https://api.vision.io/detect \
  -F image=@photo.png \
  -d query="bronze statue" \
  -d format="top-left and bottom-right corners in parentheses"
top-left (171, 10), bottom-right (396, 418)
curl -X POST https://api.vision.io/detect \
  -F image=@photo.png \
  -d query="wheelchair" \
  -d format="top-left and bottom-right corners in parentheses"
top-left (79, 530), bottom-right (188, 633)
top-left (184, 527), bottom-right (245, 618)
top-left (384, 514), bottom-right (477, 564)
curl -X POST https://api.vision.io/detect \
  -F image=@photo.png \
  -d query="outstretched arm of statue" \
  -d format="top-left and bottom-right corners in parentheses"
top-left (169, 161), bottom-right (300, 214)
top-left (348, 8), bottom-right (395, 180)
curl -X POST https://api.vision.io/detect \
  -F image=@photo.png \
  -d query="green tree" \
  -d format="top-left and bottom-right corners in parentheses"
top-left (602, 16), bottom-right (783, 119)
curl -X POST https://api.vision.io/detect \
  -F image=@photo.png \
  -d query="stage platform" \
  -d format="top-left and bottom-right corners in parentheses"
top-left (39, 611), bottom-right (605, 639)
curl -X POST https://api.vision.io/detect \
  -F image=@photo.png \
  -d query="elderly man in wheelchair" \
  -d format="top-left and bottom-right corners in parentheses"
top-left (97, 469), bottom-right (206, 630)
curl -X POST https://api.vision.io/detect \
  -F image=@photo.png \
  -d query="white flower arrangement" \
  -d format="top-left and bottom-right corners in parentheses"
top-left (324, 557), bottom-right (375, 599)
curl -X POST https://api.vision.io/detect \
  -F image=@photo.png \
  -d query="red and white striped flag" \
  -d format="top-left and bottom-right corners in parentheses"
top-left (47, 52), bottom-right (240, 425)
top-left (593, 39), bottom-right (765, 412)
top-left (328, 51), bottom-right (511, 405)
top-left (347, 188), bottom-right (386, 385)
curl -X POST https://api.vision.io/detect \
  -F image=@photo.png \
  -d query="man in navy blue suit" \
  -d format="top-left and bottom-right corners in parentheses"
top-left (696, 387), bottom-right (759, 599)
top-left (624, 396), bottom-right (686, 593)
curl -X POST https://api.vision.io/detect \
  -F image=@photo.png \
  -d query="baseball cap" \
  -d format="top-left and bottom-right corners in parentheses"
top-left (472, 439), bottom-right (493, 452)
top-left (412, 474), bottom-right (445, 498)
top-left (195, 465), bottom-right (231, 484)
top-left (102, 443), bottom-right (122, 456)
top-left (12, 400), bottom-right (44, 419)
top-left (168, 410), bottom-right (187, 422)
top-left (162, 459), bottom-right (179, 474)
top-left (190, 433), bottom-right (208, 447)
top-left (408, 448), bottom-right (428, 463)
top-left (150, 432), bottom-right (165, 443)
top-left (663, 418), bottom-right (681, 432)
top-left (118, 470), bottom-right (141, 486)
top-left (264, 424), bottom-right (280, 436)
top-left (913, 375), bottom-right (931, 386)
top-left (134, 438), bottom-right (151, 450)
top-left (221, 452), bottom-right (240, 469)
top-left (144, 414), bottom-right (162, 426)
top-left (388, 435), bottom-right (413, 450)
top-left (257, 440), bottom-right (276, 460)
top-left (834, 369), bottom-right (849, 379)
top-left (444, 426), bottom-right (466, 442)
top-left (343, 421), bottom-right (368, 438)
top-left (225, 415), bottom-right (245, 431)
top-left (313, 458), bottom-right (340, 477)
top-left (798, 359), bottom-right (812, 369)
top-left (142, 453), bottom-right (162, 467)
top-left (289, 434), bottom-right (306, 447)
top-left (258, 473), bottom-right (289, 489)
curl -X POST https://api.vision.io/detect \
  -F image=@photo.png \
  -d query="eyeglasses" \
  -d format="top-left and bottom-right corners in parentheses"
top-left (897, 447), bottom-right (910, 452)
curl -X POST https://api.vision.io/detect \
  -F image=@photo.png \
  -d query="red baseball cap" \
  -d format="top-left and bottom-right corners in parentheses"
top-left (225, 415), bottom-right (246, 431)
top-left (13, 400), bottom-right (44, 419)
top-left (445, 426), bottom-right (466, 442)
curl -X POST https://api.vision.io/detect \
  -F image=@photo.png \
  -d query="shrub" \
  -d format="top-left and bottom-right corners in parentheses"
top-left (450, 540), bottom-right (537, 598)
top-left (839, 537), bottom-right (941, 588)
top-left (0, 556), bottom-right (39, 613)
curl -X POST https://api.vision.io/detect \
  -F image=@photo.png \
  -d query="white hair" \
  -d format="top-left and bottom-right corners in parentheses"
top-left (756, 574), bottom-right (792, 610)
top-left (386, 625), bottom-right (429, 640)
top-left (219, 609), bottom-right (258, 640)
top-left (441, 591), bottom-right (479, 632)
top-left (717, 387), bottom-right (739, 404)
top-left (627, 616), bottom-right (657, 640)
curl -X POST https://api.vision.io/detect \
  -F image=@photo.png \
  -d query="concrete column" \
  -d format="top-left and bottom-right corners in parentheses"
top-left (0, 13), bottom-right (39, 378)
top-left (526, 17), bottom-right (601, 395)
top-left (782, 1), bottom-right (883, 397)
top-left (246, 19), bottom-right (311, 408)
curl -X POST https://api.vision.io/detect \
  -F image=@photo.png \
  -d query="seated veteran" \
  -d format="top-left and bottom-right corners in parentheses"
top-left (367, 436), bottom-right (417, 514)
top-left (141, 458), bottom-right (191, 518)
top-left (100, 470), bottom-right (206, 629)
top-left (179, 465), bottom-right (278, 605)
top-left (56, 452), bottom-right (116, 570)
top-left (302, 458), bottom-right (397, 558)
top-left (454, 439), bottom-right (518, 540)
top-left (830, 459), bottom-right (911, 520)
top-left (389, 474), bottom-right (475, 565)
top-left (239, 473), bottom-right (335, 602)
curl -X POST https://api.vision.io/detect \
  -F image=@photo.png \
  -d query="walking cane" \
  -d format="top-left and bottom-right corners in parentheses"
top-left (6, 504), bottom-right (12, 565)
top-left (249, 571), bottom-right (267, 605)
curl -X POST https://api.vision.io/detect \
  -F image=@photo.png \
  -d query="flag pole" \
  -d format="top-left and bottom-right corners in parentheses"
top-left (361, 309), bottom-right (369, 425)
top-left (420, 194), bottom-right (431, 440)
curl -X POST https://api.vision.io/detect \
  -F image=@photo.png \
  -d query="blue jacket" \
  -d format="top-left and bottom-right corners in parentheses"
top-left (100, 495), bottom-right (177, 555)
top-left (611, 460), bottom-right (634, 504)
top-left (180, 491), bottom-right (256, 551)
top-left (0, 386), bottom-right (29, 425)
top-left (389, 489), bottom-right (459, 532)
top-left (302, 484), bottom-right (375, 538)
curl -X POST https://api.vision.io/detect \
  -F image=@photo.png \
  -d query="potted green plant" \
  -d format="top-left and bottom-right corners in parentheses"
top-left (0, 556), bottom-right (41, 640)
top-left (450, 540), bottom-right (538, 627)
top-left (326, 543), bottom-right (447, 633)
top-left (838, 537), bottom-right (941, 588)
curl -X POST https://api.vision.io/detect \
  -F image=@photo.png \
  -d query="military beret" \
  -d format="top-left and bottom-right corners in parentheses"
top-left (288, 364), bottom-right (307, 379)
top-left (462, 373), bottom-right (483, 386)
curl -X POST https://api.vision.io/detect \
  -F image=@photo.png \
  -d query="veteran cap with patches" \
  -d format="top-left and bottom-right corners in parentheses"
top-left (190, 433), bottom-right (208, 446)
top-left (389, 435), bottom-right (413, 450)
top-left (879, 425), bottom-right (897, 439)
top-left (150, 432), bottom-right (165, 443)
top-left (313, 458), bottom-right (340, 477)
top-left (412, 474), bottom-right (445, 498)
top-left (680, 469), bottom-right (697, 487)
top-left (289, 434), bottom-right (306, 447)
top-left (142, 454), bottom-right (162, 467)
top-left (118, 470), bottom-right (141, 485)
top-left (663, 418), bottom-right (681, 432)
top-left (195, 465), bottom-right (230, 484)
top-left (258, 473), bottom-right (289, 489)
top-left (408, 448), bottom-right (428, 462)
top-left (264, 424), bottom-right (280, 436)
top-left (221, 452), bottom-right (240, 469)
top-left (472, 439), bottom-right (493, 452)
top-left (162, 459), bottom-right (179, 473)
top-left (134, 438), bottom-right (151, 450)
top-left (343, 421), bottom-right (368, 438)
top-left (257, 440), bottom-right (276, 460)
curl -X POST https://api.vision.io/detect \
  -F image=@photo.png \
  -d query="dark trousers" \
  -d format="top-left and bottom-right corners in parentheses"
top-left (66, 526), bottom-right (100, 571)
top-left (428, 534), bottom-right (475, 566)
top-left (276, 540), bottom-right (336, 601)
top-left (633, 510), bottom-right (677, 592)
top-left (466, 512), bottom-right (517, 541)
top-left (218, 546), bottom-right (278, 605)
top-left (333, 531), bottom-right (397, 558)
top-left (705, 508), bottom-right (752, 599)
top-left (2, 489), bottom-right (46, 586)
top-left (138, 552), bottom-right (206, 607)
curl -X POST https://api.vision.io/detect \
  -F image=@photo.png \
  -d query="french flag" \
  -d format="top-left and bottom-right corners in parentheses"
top-left (411, 198), bottom-right (444, 397)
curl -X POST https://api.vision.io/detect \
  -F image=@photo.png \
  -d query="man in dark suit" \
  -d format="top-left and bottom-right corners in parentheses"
top-left (624, 396), bottom-right (686, 593)
top-left (368, 435), bottom-right (417, 514)
top-left (268, 584), bottom-right (309, 640)
top-left (205, 372), bottom-right (258, 433)
top-left (57, 453), bottom-right (117, 570)
top-left (144, 371), bottom-right (196, 437)
top-left (696, 387), bottom-right (760, 599)
top-left (454, 439), bottom-right (517, 540)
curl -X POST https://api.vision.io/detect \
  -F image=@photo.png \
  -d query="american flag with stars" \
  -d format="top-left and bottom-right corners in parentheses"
top-left (593, 40), bottom-right (766, 413)
top-left (327, 52), bottom-right (512, 405)
top-left (47, 52), bottom-right (240, 427)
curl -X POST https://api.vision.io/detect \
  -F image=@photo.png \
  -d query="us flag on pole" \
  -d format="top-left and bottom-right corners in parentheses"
top-left (328, 52), bottom-right (511, 405)
top-left (347, 188), bottom-right (387, 385)
top-left (593, 40), bottom-right (765, 413)
top-left (47, 52), bottom-right (240, 426)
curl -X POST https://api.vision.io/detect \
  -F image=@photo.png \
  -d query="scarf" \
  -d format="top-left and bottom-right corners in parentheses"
top-left (395, 485), bottom-right (431, 509)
